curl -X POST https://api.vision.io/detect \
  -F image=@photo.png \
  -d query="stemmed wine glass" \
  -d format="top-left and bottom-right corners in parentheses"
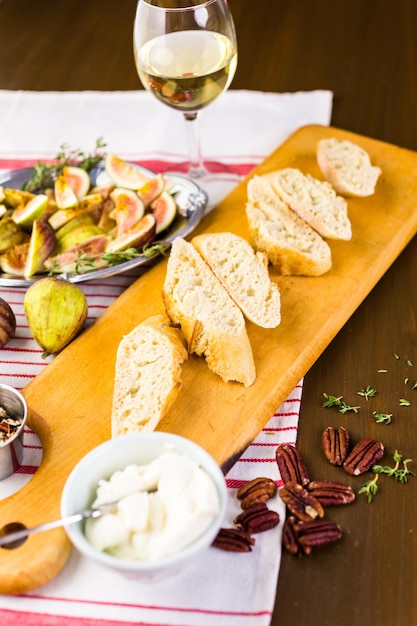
top-left (133, 0), bottom-right (237, 179)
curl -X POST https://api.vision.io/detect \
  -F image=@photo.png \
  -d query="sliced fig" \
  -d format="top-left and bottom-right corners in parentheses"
top-left (137, 174), bottom-right (164, 206)
top-left (150, 191), bottom-right (177, 234)
top-left (106, 213), bottom-right (156, 252)
top-left (56, 224), bottom-right (105, 254)
top-left (61, 165), bottom-right (91, 200)
top-left (12, 193), bottom-right (50, 230)
top-left (48, 193), bottom-right (104, 230)
top-left (54, 175), bottom-right (79, 209)
top-left (0, 217), bottom-right (28, 252)
top-left (104, 154), bottom-right (150, 190)
top-left (55, 213), bottom-right (96, 242)
top-left (90, 184), bottom-right (115, 199)
top-left (0, 241), bottom-right (30, 275)
top-left (44, 235), bottom-right (110, 274)
top-left (0, 205), bottom-right (7, 219)
top-left (97, 197), bottom-right (116, 232)
top-left (3, 188), bottom-right (35, 208)
top-left (109, 188), bottom-right (145, 235)
top-left (24, 220), bottom-right (57, 278)
top-left (0, 186), bottom-right (5, 203)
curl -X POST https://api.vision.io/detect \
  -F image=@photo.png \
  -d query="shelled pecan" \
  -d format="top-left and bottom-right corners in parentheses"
top-left (322, 425), bottom-right (351, 465)
top-left (275, 443), bottom-right (310, 486)
top-left (212, 527), bottom-right (255, 552)
top-left (236, 476), bottom-right (277, 509)
top-left (282, 516), bottom-right (303, 556)
top-left (293, 519), bottom-right (343, 554)
top-left (306, 480), bottom-right (355, 506)
top-left (278, 481), bottom-right (324, 521)
top-left (234, 503), bottom-right (280, 534)
top-left (343, 438), bottom-right (384, 475)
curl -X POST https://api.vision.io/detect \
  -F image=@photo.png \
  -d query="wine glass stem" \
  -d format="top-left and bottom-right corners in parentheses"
top-left (183, 112), bottom-right (206, 178)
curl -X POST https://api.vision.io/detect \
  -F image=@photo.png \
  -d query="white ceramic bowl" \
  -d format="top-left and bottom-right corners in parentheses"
top-left (61, 432), bottom-right (227, 580)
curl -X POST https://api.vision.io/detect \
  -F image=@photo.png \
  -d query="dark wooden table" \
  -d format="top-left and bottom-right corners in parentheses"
top-left (1, 1), bottom-right (416, 624)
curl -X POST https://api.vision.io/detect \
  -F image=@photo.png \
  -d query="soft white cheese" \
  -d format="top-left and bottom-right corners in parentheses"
top-left (84, 451), bottom-right (220, 561)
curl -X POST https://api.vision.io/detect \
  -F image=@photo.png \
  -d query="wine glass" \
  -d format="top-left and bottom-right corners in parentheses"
top-left (133, 0), bottom-right (237, 179)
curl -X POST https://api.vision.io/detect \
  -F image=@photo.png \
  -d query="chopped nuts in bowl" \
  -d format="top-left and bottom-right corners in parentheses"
top-left (60, 432), bottom-right (227, 580)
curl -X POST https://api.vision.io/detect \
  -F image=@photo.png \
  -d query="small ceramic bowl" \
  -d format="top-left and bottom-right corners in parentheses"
top-left (61, 432), bottom-right (227, 580)
top-left (0, 384), bottom-right (28, 480)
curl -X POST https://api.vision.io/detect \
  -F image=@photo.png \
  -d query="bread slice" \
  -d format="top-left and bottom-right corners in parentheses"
top-left (162, 236), bottom-right (256, 387)
top-left (191, 232), bottom-right (281, 329)
top-left (111, 314), bottom-right (188, 437)
top-left (317, 137), bottom-right (382, 197)
top-left (246, 176), bottom-right (332, 276)
top-left (271, 167), bottom-right (352, 240)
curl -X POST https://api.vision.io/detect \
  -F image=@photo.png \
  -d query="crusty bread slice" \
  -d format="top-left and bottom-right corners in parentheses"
top-left (111, 314), bottom-right (188, 437)
top-left (271, 167), bottom-right (352, 240)
top-left (191, 232), bottom-right (281, 329)
top-left (317, 137), bottom-right (382, 197)
top-left (246, 176), bottom-right (332, 276)
top-left (162, 236), bottom-right (256, 387)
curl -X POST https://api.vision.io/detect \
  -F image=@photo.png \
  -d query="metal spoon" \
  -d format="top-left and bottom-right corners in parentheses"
top-left (0, 501), bottom-right (118, 549)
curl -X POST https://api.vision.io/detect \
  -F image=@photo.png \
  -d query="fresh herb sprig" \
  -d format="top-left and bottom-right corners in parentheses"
top-left (23, 137), bottom-right (107, 192)
top-left (373, 450), bottom-right (415, 483)
top-left (322, 393), bottom-right (360, 414)
top-left (358, 474), bottom-right (379, 504)
top-left (357, 385), bottom-right (377, 400)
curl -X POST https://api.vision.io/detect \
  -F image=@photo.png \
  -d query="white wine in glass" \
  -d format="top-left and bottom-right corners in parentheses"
top-left (134, 0), bottom-right (237, 178)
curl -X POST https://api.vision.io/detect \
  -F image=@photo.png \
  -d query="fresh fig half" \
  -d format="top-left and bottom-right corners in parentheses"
top-left (55, 224), bottom-right (105, 254)
top-left (0, 217), bottom-right (28, 252)
top-left (0, 242), bottom-right (30, 276)
top-left (137, 174), bottom-right (164, 207)
top-left (54, 175), bottom-right (79, 210)
top-left (150, 191), bottom-right (177, 234)
top-left (105, 154), bottom-right (150, 190)
top-left (44, 235), bottom-right (110, 274)
top-left (109, 188), bottom-right (145, 236)
top-left (55, 213), bottom-right (95, 242)
top-left (3, 188), bottom-right (35, 208)
top-left (24, 220), bottom-right (57, 279)
top-left (61, 166), bottom-right (91, 200)
top-left (12, 193), bottom-right (50, 230)
top-left (106, 213), bottom-right (156, 252)
top-left (48, 193), bottom-right (104, 230)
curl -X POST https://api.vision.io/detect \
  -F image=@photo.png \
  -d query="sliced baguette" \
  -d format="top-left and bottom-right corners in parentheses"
top-left (246, 176), bottom-right (332, 276)
top-left (162, 236), bottom-right (256, 387)
top-left (271, 167), bottom-right (352, 240)
top-left (317, 137), bottom-right (382, 197)
top-left (191, 231), bottom-right (281, 329)
top-left (111, 314), bottom-right (188, 438)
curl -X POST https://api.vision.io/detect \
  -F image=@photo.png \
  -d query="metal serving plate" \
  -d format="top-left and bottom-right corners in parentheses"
top-left (0, 163), bottom-right (208, 287)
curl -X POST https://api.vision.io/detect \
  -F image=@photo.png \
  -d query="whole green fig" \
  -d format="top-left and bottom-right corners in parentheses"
top-left (24, 277), bottom-right (88, 358)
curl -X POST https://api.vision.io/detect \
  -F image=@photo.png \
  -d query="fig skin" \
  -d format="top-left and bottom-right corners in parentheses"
top-left (23, 277), bottom-right (88, 358)
top-left (0, 297), bottom-right (16, 348)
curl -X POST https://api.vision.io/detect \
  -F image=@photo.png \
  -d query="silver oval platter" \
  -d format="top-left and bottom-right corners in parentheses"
top-left (0, 163), bottom-right (208, 287)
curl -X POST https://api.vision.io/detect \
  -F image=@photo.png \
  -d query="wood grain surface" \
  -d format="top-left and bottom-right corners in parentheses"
top-left (0, 123), bottom-right (416, 593)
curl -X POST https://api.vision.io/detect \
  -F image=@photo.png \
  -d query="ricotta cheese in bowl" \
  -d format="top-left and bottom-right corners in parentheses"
top-left (61, 432), bottom-right (227, 580)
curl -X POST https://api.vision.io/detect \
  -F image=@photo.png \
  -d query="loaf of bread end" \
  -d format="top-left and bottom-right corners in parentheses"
top-left (271, 167), bottom-right (352, 240)
top-left (111, 314), bottom-right (188, 438)
top-left (162, 236), bottom-right (256, 387)
top-left (191, 231), bottom-right (281, 329)
top-left (246, 176), bottom-right (332, 276)
top-left (317, 137), bottom-right (382, 197)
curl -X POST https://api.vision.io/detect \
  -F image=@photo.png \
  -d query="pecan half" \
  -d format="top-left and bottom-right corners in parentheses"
top-left (237, 476), bottom-right (277, 509)
top-left (212, 527), bottom-right (255, 552)
top-left (306, 480), bottom-right (355, 506)
top-left (275, 444), bottom-right (310, 486)
top-left (294, 519), bottom-right (343, 554)
top-left (343, 438), bottom-right (384, 475)
top-left (234, 503), bottom-right (280, 534)
top-left (322, 426), bottom-right (350, 465)
top-left (279, 481), bottom-right (324, 521)
top-left (282, 516), bottom-right (304, 556)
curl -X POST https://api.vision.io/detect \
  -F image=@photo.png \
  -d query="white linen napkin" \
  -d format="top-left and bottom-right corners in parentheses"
top-left (0, 88), bottom-right (332, 626)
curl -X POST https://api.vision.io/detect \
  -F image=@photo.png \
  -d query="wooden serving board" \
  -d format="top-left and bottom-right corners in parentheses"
top-left (2, 124), bottom-right (417, 594)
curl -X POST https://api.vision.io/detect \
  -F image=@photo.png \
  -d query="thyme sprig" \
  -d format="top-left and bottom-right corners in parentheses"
top-left (357, 385), bottom-right (377, 400)
top-left (372, 411), bottom-right (392, 425)
top-left (373, 450), bottom-right (415, 483)
top-left (23, 137), bottom-right (107, 192)
top-left (358, 474), bottom-right (379, 504)
top-left (322, 393), bottom-right (360, 414)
